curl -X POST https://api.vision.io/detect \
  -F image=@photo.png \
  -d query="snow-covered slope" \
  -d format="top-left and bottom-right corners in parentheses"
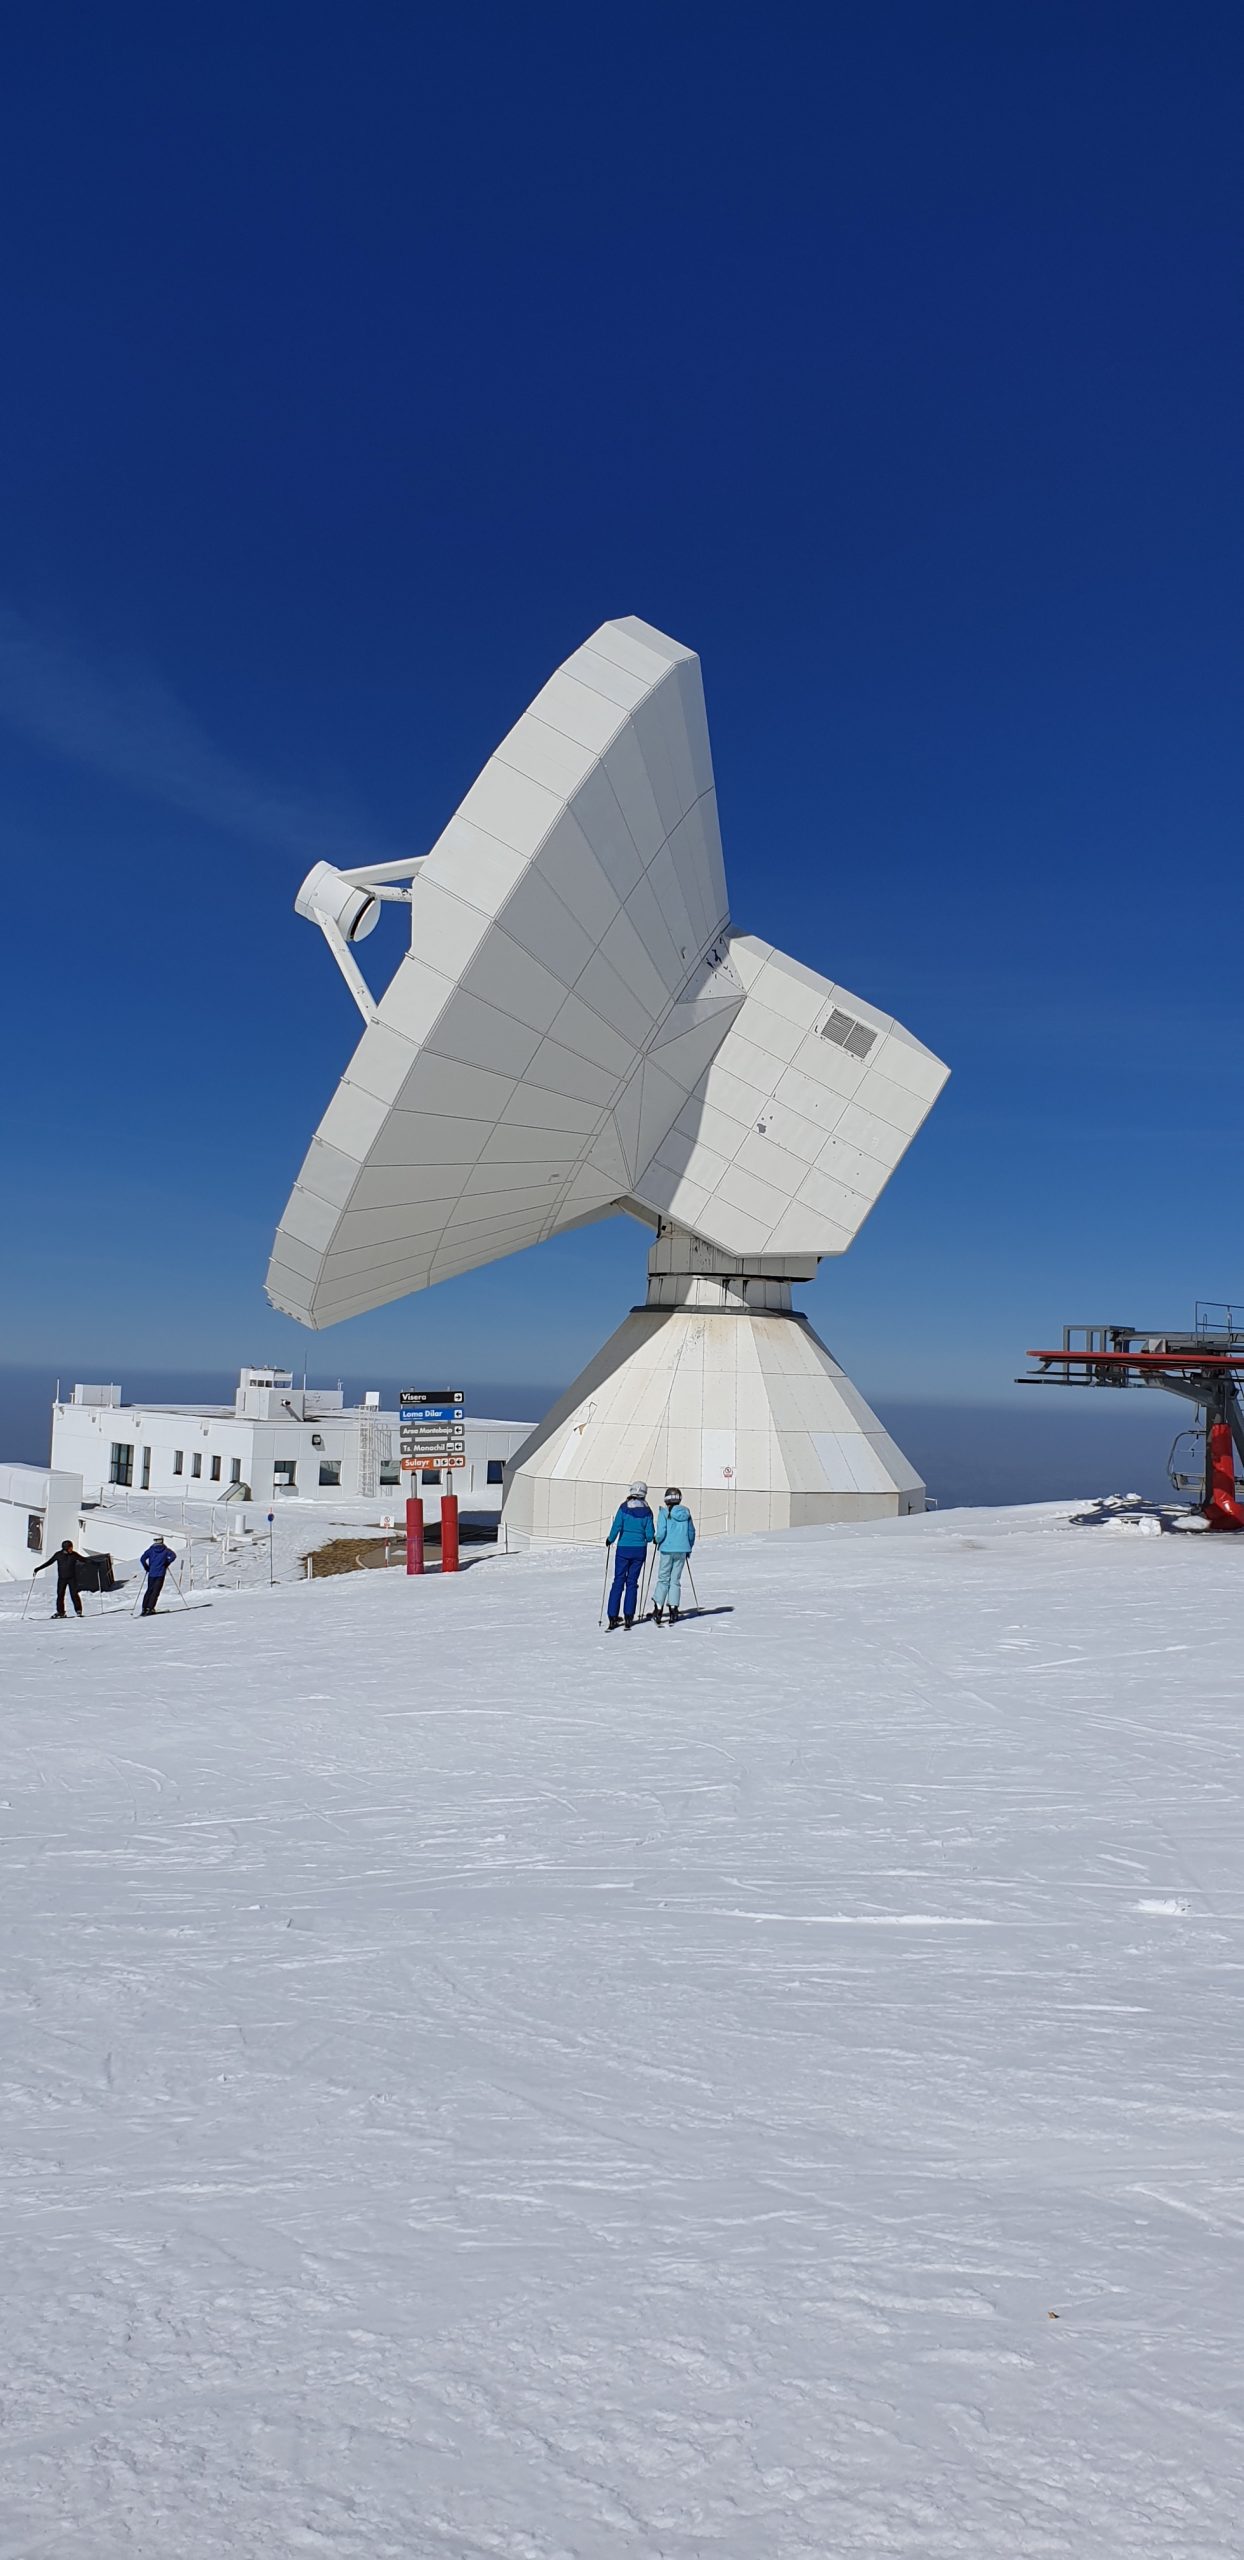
top-left (3, 1507), bottom-right (1243, 2556)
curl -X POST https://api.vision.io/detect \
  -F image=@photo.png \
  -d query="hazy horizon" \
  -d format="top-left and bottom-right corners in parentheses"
top-left (0, 1364), bottom-right (1183, 1514)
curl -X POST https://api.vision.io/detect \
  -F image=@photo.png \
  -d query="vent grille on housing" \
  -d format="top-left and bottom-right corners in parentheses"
top-left (821, 1008), bottom-right (877, 1060)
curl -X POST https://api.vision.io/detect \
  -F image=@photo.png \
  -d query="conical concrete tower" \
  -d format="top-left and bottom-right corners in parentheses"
top-left (501, 1224), bottom-right (922, 1545)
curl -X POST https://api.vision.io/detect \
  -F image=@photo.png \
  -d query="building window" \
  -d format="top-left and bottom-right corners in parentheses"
top-left (173, 1450), bottom-right (183, 1476)
top-left (486, 1459), bottom-right (505, 1485)
top-left (421, 1469), bottom-right (441, 1486)
top-left (210, 1455), bottom-right (222, 1483)
top-left (318, 1460), bottom-right (342, 1487)
top-left (379, 1459), bottom-right (400, 1487)
top-left (191, 1452), bottom-right (202, 1479)
top-left (109, 1442), bottom-right (134, 1488)
top-left (274, 1460), bottom-right (296, 1488)
top-left (230, 1457), bottom-right (242, 1485)
top-left (141, 1447), bottom-right (152, 1491)
top-left (27, 1513), bottom-right (43, 1553)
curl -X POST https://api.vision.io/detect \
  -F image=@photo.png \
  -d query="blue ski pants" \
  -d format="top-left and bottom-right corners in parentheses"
top-left (608, 1547), bottom-right (645, 1620)
top-left (654, 1550), bottom-right (686, 1610)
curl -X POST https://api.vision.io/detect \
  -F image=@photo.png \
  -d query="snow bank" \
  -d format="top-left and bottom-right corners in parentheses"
top-left (2, 1506), bottom-right (1242, 2555)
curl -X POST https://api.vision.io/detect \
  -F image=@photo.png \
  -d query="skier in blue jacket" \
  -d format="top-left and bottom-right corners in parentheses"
top-left (604, 1483), bottom-right (655, 1628)
top-left (652, 1488), bottom-right (696, 1623)
top-left (139, 1536), bottom-right (178, 1616)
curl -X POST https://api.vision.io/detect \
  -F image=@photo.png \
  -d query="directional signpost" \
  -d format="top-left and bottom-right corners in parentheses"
top-left (400, 1390), bottom-right (465, 1574)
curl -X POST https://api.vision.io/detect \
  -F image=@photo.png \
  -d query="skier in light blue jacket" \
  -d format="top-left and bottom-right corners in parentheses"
top-left (652, 1488), bottom-right (695, 1624)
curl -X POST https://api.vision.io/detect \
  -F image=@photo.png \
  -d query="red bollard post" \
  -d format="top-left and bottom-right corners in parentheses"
top-left (440, 1491), bottom-right (459, 1574)
top-left (405, 1495), bottom-right (425, 1575)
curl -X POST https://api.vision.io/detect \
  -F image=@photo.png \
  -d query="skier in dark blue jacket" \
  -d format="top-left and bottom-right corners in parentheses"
top-left (139, 1537), bottom-right (178, 1616)
top-left (604, 1483), bottom-right (655, 1628)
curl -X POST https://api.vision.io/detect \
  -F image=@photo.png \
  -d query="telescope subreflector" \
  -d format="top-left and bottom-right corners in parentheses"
top-left (267, 615), bottom-right (949, 1539)
top-left (294, 860), bottom-right (381, 944)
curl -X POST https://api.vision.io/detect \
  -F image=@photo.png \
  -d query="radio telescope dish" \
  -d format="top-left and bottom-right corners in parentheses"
top-left (268, 617), bottom-right (949, 1539)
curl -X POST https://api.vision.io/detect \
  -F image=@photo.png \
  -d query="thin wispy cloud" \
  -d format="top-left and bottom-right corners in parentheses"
top-left (0, 603), bottom-right (409, 864)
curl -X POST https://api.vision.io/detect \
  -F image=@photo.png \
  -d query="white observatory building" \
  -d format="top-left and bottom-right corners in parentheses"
top-left (268, 617), bottom-right (948, 1542)
top-left (48, 1371), bottom-right (528, 1517)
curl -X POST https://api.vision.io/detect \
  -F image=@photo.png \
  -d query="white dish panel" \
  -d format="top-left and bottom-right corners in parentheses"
top-left (268, 617), bottom-right (949, 1325)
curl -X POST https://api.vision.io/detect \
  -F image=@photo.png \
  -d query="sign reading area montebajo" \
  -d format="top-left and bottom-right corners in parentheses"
top-left (399, 1389), bottom-right (467, 1472)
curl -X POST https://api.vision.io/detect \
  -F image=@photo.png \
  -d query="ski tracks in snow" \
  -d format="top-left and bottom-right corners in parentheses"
top-left (1, 1509), bottom-right (1243, 2553)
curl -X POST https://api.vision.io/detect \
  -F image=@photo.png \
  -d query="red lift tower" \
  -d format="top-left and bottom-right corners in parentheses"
top-left (1018, 1303), bottom-right (1244, 1531)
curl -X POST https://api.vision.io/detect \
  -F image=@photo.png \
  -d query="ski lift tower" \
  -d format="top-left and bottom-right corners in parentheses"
top-left (1018, 1303), bottom-right (1244, 1529)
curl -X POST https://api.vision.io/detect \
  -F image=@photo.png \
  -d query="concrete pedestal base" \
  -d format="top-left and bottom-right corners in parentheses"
top-left (501, 1228), bottom-right (923, 1546)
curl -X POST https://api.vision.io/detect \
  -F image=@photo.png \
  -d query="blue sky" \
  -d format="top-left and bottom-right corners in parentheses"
top-left (2, 3), bottom-right (1241, 1418)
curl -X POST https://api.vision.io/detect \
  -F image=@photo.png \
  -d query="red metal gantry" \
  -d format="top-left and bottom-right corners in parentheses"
top-left (1018, 1304), bottom-right (1244, 1530)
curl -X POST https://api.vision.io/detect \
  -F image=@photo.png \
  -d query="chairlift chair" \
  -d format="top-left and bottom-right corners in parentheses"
top-left (1166, 1426), bottom-right (1206, 1496)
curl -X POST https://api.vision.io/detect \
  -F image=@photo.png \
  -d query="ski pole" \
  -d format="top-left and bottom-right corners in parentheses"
top-left (598, 1547), bottom-right (612, 1627)
top-left (20, 1575), bottom-right (36, 1621)
top-left (684, 1559), bottom-right (700, 1614)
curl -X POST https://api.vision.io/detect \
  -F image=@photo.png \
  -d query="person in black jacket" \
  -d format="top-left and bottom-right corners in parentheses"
top-left (34, 1539), bottom-right (83, 1617)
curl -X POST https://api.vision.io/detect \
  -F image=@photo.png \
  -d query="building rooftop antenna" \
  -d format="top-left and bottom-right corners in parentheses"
top-left (268, 616), bottom-right (950, 1542)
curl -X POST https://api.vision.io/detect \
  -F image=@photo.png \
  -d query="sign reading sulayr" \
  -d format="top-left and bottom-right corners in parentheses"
top-left (269, 616), bottom-right (949, 1542)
